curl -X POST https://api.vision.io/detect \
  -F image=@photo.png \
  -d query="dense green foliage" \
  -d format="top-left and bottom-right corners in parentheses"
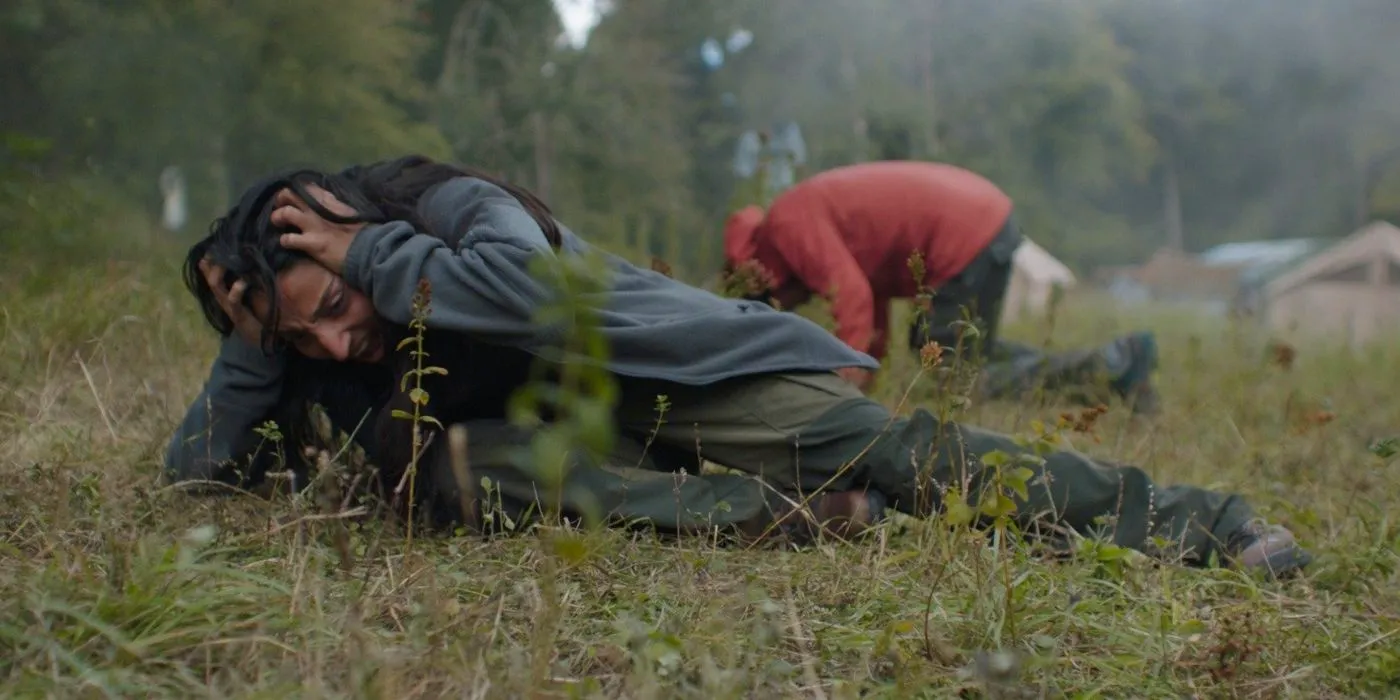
top-left (4, 0), bottom-right (1400, 275)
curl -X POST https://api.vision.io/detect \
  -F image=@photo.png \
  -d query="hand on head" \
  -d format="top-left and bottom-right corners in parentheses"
top-left (270, 183), bottom-right (366, 275)
top-left (196, 257), bottom-right (264, 347)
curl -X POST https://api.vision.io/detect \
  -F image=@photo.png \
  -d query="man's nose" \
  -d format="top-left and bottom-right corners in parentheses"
top-left (316, 327), bottom-right (353, 361)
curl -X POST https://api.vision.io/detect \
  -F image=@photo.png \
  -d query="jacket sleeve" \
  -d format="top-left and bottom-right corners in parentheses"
top-left (340, 177), bottom-right (561, 347)
top-left (164, 335), bottom-right (287, 483)
top-left (766, 216), bottom-right (877, 356)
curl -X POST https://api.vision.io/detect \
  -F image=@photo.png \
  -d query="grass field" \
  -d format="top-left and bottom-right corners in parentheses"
top-left (1, 236), bottom-right (1398, 699)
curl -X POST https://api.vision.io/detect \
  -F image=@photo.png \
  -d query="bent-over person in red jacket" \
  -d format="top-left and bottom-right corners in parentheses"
top-left (723, 161), bottom-right (1161, 413)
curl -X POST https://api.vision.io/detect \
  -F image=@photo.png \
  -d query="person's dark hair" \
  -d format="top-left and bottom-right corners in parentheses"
top-left (182, 155), bottom-right (562, 351)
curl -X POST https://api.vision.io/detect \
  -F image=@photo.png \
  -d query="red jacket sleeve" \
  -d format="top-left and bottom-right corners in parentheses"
top-left (766, 215), bottom-right (876, 356)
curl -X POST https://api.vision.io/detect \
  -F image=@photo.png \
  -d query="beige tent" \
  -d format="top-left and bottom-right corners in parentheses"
top-left (1003, 239), bottom-right (1076, 323)
top-left (1132, 247), bottom-right (1242, 302)
top-left (1263, 221), bottom-right (1400, 347)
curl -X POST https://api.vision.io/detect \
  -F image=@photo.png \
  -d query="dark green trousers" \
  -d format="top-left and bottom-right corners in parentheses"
top-left (907, 216), bottom-right (1144, 405)
top-left (970, 338), bottom-right (1140, 404)
top-left (416, 372), bottom-right (1253, 565)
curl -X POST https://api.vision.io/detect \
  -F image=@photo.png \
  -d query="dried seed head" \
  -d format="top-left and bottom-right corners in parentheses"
top-left (919, 341), bottom-right (944, 370)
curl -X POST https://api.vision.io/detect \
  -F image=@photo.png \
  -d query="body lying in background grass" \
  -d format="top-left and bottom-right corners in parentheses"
top-left (167, 154), bottom-right (1311, 579)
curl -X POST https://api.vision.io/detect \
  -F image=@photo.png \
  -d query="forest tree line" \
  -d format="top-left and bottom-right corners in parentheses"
top-left (3, 0), bottom-right (1398, 277)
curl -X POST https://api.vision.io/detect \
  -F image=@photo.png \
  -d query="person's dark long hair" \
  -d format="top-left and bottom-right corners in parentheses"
top-left (182, 155), bottom-right (563, 351)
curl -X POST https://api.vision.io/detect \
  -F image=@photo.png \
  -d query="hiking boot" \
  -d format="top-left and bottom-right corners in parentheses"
top-left (741, 489), bottom-right (888, 545)
top-left (1107, 331), bottom-right (1162, 415)
top-left (1225, 522), bottom-right (1313, 579)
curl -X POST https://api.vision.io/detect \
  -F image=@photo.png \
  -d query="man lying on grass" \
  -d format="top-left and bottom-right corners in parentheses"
top-left (166, 155), bottom-right (1312, 579)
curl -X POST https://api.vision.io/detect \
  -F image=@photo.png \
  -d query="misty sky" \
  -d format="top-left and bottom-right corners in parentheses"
top-left (553, 0), bottom-right (600, 48)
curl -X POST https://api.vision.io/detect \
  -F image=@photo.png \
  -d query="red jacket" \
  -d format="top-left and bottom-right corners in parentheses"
top-left (724, 161), bottom-right (1012, 360)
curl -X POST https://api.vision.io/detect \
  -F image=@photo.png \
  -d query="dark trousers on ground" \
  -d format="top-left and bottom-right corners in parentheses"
top-left (909, 218), bottom-right (1137, 402)
top-left (271, 365), bottom-right (1254, 567)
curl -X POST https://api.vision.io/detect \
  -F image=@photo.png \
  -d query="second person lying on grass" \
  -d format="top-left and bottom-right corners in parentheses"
top-left (167, 155), bottom-right (1311, 579)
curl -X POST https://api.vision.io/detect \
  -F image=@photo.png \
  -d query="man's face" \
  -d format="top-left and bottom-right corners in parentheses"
top-left (250, 260), bottom-right (385, 363)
